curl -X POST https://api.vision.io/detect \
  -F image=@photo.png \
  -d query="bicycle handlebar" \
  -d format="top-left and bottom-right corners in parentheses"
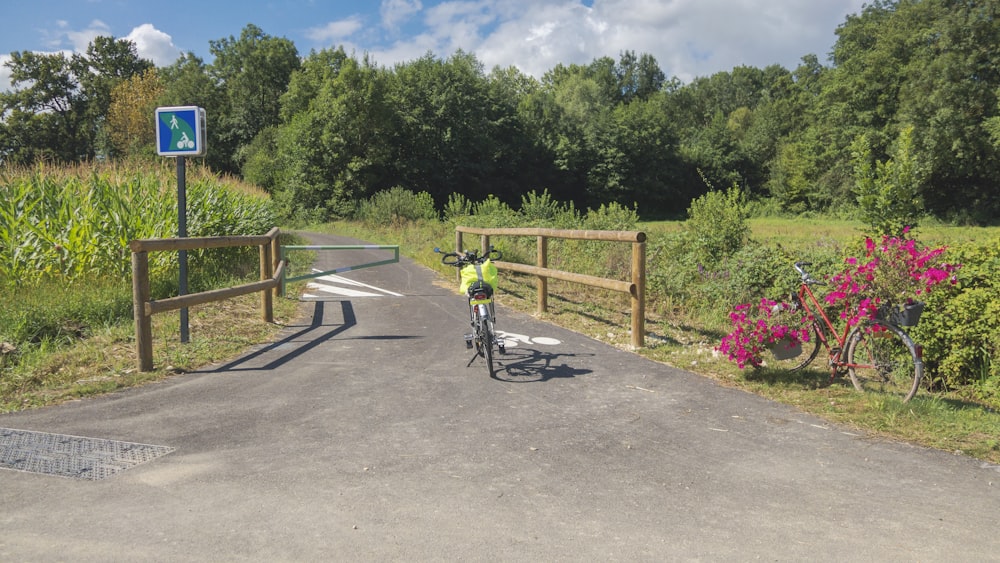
top-left (434, 246), bottom-right (503, 267)
top-left (794, 261), bottom-right (826, 285)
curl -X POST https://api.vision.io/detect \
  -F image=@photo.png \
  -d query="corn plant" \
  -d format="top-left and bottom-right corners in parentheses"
top-left (0, 162), bottom-right (275, 287)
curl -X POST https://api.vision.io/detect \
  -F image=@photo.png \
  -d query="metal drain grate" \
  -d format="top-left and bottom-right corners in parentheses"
top-left (0, 427), bottom-right (174, 480)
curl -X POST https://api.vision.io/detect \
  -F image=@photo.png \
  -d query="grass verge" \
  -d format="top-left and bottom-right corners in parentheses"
top-left (0, 235), bottom-right (314, 413)
top-left (0, 291), bottom-right (304, 413)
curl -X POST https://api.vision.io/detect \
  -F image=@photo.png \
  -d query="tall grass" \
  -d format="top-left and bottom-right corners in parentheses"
top-left (0, 161), bottom-right (275, 286)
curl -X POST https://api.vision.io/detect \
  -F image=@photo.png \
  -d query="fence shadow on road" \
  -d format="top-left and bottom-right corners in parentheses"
top-left (203, 299), bottom-right (418, 373)
top-left (489, 347), bottom-right (595, 383)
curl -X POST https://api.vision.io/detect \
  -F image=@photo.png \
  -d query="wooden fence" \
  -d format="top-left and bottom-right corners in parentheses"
top-left (454, 226), bottom-right (647, 348)
top-left (130, 227), bottom-right (283, 372)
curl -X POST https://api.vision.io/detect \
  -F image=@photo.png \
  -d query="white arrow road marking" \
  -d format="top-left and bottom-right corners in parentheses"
top-left (302, 271), bottom-right (403, 299)
top-left (496, 330), bottom-right (561, 347)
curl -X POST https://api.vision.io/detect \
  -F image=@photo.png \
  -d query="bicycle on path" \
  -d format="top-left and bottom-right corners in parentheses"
top-left (773, 262), bottom-right (924, 402)
top-left (435, 246), bottom-right (504, 377)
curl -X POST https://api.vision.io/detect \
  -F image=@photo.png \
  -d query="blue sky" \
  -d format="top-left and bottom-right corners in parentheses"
top-left (1, 0), bottom-right (868, 92)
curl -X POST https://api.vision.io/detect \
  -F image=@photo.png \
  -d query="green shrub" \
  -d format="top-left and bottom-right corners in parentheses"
top-left (851, 126), bottom-right (923, 237)
top-left (646, 230), bottom-right (700, 311)
top-left (443, 193), bottom-right (472, 222)
top-left (684, 185), bottom-right (751, 266)
top-left (468, 195), bottom-right (519, 228)
top-left (557, 202), bottom-right (640, 279)
top-left (355, 186), bottom-right (438, 227)
top-left (909, 236), bottom-right (1000, 392)
top-left (518, 189), bottom-right (580, 228)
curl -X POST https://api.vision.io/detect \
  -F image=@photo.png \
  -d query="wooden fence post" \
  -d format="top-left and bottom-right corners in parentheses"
top-left (455, 230), bottom-right (463, 284)
top-left (132, 250), bottom-right (153, 372)
top-left (631, 240), bottom-right (646, 348)
top-left (537, 235), bottom-right (548, 314)
top-left (272, 232), bottom-right (281, 298)
top-left (261, 243), bottom-right (273, 323)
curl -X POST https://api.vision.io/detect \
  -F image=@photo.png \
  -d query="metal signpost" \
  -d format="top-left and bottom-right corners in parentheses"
top-left (155, 106), bottom-right (207, 343)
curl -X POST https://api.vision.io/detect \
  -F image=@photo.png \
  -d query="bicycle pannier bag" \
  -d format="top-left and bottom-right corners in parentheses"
top-left (460, 259), bottom-right (498, 296)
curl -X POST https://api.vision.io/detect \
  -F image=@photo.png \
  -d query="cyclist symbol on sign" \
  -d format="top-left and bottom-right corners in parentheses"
top-left (177, 132), bottom-right (195, 150)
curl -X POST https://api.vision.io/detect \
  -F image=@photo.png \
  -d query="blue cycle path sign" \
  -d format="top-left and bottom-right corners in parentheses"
top-left (155, 106), bottom-right (206, 157)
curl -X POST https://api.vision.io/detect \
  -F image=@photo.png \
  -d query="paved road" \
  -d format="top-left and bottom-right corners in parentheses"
top-left (2, 233), bottom-right (999, 561)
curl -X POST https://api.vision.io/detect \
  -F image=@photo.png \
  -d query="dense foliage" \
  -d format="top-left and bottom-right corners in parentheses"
top-left (3, 1), bottom-right (1000, 224)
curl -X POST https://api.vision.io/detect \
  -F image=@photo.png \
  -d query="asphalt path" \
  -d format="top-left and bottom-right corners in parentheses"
top-left (2, 232), bottom-right (999, 561)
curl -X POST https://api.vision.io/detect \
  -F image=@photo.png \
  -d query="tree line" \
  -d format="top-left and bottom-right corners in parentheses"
top-left (3, 0), bottom-right (999, 224)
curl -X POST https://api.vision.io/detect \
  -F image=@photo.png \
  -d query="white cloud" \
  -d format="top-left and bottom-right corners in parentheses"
top-left (0, 54), bottom-right (12, 93)
top-left (306, 17), bottom-right (365, 43)
top-left (60, 19), bottom-right (112, 52)
top-left (381, 0), bottom-right (423, 31)
top-left (364, 0), bottom-right (866, 81)
top-left (126, 24), bottom-right (181, 67)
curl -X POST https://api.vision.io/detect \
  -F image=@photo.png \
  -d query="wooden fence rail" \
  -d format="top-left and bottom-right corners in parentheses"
top-left (454, 226), bottom-right (647, 348)
top-left (130, 227), bottom-right (283, 372)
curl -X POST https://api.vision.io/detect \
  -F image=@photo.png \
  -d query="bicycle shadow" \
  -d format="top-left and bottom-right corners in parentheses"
top-left (486, 347), bottom-right (595, 383)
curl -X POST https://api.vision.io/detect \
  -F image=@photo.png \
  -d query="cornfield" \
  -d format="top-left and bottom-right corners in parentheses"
top-left (0, 161), bottom-right (276, 287)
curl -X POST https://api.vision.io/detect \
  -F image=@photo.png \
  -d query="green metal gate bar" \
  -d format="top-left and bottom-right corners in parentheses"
top-left (281, 245), bottom-right (400, 294)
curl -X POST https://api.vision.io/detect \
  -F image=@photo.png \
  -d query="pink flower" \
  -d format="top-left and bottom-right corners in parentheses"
top-left (718, 235), bottom-right (961, 370)
top-left (716, 297), bottom-right (810, 369)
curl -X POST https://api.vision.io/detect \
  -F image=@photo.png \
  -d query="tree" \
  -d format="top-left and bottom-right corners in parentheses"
top-left (803, 0), bottom-right (1000, 222)
top-left (279, 46), bottom-right (351, 122)
top-left (74, 36), bottom-right (153, 158)
top-left (208, 24), bottom-right (300, 174)
top-left (0, 50), bottom-right (89, 163)
top-left (852, 125), bottom-right (924, 236)
top-left (270, 55), bottom-right (397, 218)
top-left (106, 68), bottom-right (164, 157)
top-left (389, 51), bottom-right (519, 206)
top-left (607, 94), bottom-right (685, 215)
top-left (245, 47), bottom-right (352, 197)
top-left (895, 1), bottom-right (1000, 221)
top-left (0, 36), bottom-right (151, 164)
top-left (543, 67), bottom-right (613, 207)
top-left (616, 50), bottom-right (666, 103)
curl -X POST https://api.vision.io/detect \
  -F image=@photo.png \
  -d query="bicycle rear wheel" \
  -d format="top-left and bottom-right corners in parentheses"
top-left (846, 321), bottom-right (923, 402)
top-left (480, 314), bottom-right (495, 378)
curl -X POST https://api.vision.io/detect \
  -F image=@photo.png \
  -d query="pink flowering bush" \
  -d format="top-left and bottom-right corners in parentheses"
top-left (824, 231), bottom-right (960, 326)
top-left (717, 298), bottom-right (812, 369)
top-left (717, 232), bottom-right (960, 371)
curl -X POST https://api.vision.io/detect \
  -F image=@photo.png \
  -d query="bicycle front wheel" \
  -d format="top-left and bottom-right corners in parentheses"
top-left (846, 321), bottom-right (923, 402)
top-left (764, 323), bottom-right (822, 372)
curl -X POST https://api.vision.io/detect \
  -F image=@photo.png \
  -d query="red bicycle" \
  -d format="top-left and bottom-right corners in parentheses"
top-left (772, 262), bottom-right (924, 402)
